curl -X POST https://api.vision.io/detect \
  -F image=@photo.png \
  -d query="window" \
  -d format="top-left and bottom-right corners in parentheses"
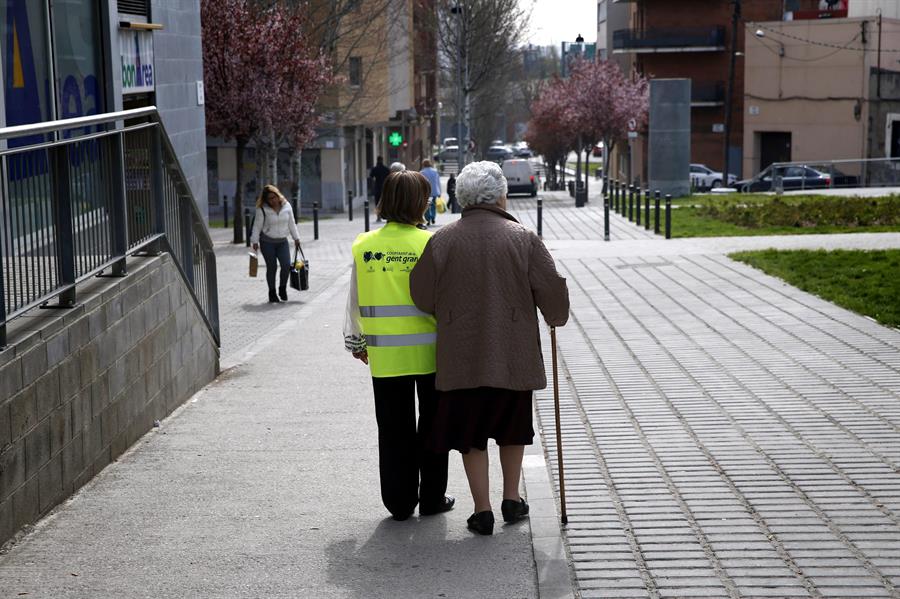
top-left (349, 56), bottom-right (362, 87)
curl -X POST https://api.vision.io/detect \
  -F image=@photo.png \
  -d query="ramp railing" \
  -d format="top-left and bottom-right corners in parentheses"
top-left (0, 106), bottom-right (219, 348)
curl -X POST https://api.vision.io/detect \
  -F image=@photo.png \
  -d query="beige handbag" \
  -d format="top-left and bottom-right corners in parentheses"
top-left (249, 251), bottom-right (259, 277)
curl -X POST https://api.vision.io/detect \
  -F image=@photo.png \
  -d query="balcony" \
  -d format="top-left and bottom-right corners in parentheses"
top-left (612, 26), bottom-right (726, 54)
top-left (692, 81), bottom-right (725, 107)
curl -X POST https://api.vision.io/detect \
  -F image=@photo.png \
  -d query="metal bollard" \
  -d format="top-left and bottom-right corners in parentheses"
top-left (244, 208), bottom-right (251, 247)
top-left (348, 190), bottom-right (354, 221)
top-left (223, 197), bottom-right (228, 229)
top-left (665, 194), bottom-right (672, 239)
top-left (603, 192), bottom-right (610, 241)
top-left (313, 201), bottom-right (320, 240)
top-left (537, 197), bottom-right (543, 238)
top-left (613, 181), bottom-right (619, 213)
top-left (654, 190), bottom-right (661, 235)
top-left (628, 185), bottom-right (634, 222)
top-left (635, 189), bottom-right (641, 227)
top-left (645, 189), bottom-right (651, 230)
top-left (364, 199), bottom-right (370, 232)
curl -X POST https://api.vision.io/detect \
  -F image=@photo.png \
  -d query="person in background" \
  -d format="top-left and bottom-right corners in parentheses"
top-left (390, 162), bottom-right (406, 172)
top-left (447, 173), bottom-right (458, 213)
top-left (420, 159), bottom-right (441, 226)
top-left (343, 170), bottom-right (454, 522)
top-left (251, 185), bottom-right (301, 303)
top-left (410, 161), bottom-right (569, 536)
top-left (370, 156), bottom-right (390, 223)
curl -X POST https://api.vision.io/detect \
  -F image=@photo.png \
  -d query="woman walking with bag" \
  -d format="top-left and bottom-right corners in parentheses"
top-left (410, 161), bottom-right (569, 535)
top-left (343, 170), bottom-right (454, 521)
top-left (251, 185), bottom-right (301, 303)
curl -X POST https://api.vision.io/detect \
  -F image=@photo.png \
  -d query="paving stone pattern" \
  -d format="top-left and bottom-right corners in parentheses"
top-left (534, 252), bottom-right (900, 598)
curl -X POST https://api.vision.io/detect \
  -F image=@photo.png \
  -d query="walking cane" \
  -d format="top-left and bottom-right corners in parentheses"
top-left (550, 326), bottom-right (568, 525)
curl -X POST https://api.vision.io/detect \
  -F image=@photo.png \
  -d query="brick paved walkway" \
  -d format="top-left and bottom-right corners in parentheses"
top-left (210, 193), bottom-right (900, 599)
top-left (534, 250), bottom-right (900, 598)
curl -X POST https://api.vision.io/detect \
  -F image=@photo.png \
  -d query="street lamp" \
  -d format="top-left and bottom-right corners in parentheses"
top-left (723, 0), bottom-right (742, 187)
top-left (451, 3), bottom-right (465, 172)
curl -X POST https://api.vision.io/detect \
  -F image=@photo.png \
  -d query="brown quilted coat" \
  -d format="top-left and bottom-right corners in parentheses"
top-left (409, 204), bottom-right (569, 391)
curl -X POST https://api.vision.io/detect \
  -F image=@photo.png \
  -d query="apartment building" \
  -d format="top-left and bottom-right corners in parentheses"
top-left (611, 0), bottom-right (787, 182)
top-left (743, 14), bottom-right (900, 176)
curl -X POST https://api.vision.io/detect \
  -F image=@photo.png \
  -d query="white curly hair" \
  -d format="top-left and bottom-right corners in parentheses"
top-left (455, 161), bottom-right (508, 208)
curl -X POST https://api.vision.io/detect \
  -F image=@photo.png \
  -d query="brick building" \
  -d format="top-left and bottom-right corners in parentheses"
top-left (612, 0), bottom-right (786, 181)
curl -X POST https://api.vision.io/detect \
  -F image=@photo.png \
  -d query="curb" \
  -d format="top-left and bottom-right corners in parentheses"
top-left (523, 409), bottom-right (578, 599)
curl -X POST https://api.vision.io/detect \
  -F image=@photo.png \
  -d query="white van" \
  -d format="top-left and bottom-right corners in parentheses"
top-left (501, 159), bottom-right (538, 197)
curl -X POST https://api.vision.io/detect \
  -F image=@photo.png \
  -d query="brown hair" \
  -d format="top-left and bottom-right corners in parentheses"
top-left (376, 171), bottom-right (429, 225)
top-left (255, 184), bottom-right (287, 209)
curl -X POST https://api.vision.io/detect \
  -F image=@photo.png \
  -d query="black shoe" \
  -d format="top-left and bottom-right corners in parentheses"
top-left (501, 498), bottom-right (529, 523)
top-left (392, 511), bottom-right (413, 522)
top-left (268, 290), bottom-right (280, 303)
top-left (278, 286), bottom-right (288, 301)
top-left (420, 495), bottom-right (455, 516)
top-left (467, 511), bottom-right (495, 536)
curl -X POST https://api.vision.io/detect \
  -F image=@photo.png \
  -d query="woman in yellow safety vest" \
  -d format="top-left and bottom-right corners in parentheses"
top-left (343, 170), bottom-right (454, 521)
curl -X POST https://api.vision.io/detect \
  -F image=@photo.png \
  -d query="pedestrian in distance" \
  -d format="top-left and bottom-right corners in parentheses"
top-left (390, 161), bottom-right (406, 172)
top-left (250, 184), bottom-right (301, 304)
top-left (447, 173), bottom-right (458, 213)
top-left (410, 161), bottom-right (569, 536)
top-left (370, 156), bottom-right (390, 223)
top-left (343, 170), bottom-right (455, 522)
top-left (420, 159), bottom-right (441, 226)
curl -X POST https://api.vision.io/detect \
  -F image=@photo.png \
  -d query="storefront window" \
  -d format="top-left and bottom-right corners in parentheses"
top-left (51, 0), bottom-right (105, 129)
top-left (2, 0), bottom-right (54, 134)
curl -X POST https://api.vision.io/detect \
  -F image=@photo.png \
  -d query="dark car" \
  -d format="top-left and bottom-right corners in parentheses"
top-left (485, 145), bottom-right (514, 163)
top-left (737, 165), bottom-right (832, 192)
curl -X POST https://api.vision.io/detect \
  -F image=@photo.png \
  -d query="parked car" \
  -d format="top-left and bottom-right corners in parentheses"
top-left (438, 146), bottom-right (461, 162)
top-left (592, 142), bottom-right (604, 158)
top-left (736, 164), bottom-right (832, 192)
top-left (442, 137), bottom-right (458, 148)
top-left (513, 142), bottom-right (533, 158)
top-left (485, 145), bottom-right (514, 163)
top-left (491, 139), bottom-right (504, 146)
top-left (502, 159), bottom-right (539, 197)
top-left (689, 163), bottom-right (737, 190)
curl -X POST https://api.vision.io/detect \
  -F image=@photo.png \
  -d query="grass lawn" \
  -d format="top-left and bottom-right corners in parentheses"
top-left (730, 249), bottom-right (900, 329)
top-left (667, 193), bottom-right (900, 238)
top-left (567, 161), bottom-right (603, 176)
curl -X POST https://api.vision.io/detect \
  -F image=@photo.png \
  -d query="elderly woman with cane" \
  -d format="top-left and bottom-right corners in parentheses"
top-left (410, 161), bottom-right (569, 535)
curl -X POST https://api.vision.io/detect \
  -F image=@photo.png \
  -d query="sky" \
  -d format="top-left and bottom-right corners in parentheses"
top-left (523, 0), bottom-right (597, 47)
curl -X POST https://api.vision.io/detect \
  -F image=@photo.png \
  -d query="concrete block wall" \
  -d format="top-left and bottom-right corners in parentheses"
top-left (151, 0), bottom-right (209, 220)
top-left (0, 254), bottom-right (218, 545)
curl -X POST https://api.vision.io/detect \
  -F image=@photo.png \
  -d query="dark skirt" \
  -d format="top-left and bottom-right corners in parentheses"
top-left (429, 387), bottom-right (535, 454)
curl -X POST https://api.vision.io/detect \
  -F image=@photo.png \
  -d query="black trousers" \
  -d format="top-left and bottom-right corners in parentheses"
top-left (372, 373), bottom-right (448, 519)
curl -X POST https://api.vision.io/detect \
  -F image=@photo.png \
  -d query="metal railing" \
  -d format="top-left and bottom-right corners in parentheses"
top-left (0, 107), bottom-right (219, 347)
top-left (612, 26), bottom-right (726, 51)
top-left (766, 158), bottom-right (900, 194)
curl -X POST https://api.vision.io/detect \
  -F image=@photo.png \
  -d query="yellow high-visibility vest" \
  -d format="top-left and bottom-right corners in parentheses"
top-left (352, 222), bottom-right (436, 378)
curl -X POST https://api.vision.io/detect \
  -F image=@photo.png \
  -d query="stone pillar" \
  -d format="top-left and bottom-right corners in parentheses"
top-left (648, 79), bottom-right (691, 198)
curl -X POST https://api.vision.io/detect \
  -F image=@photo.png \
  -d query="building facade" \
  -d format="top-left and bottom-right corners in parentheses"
top-left (742, 15), bottom-right (900, 176)
top-left (206, 0), bottom-right (437, 216)
top-left (2, 0), bottom-right (209, 215)
top-left (612, 0), bottom-right (786, 183)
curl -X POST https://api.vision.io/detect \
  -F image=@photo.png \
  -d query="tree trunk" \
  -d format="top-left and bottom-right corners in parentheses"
top-left (268, 133), bottom-right (278, 186)
top-left (575, 135), bottom-right (582, 188)
top-left (291, 149), bottom-right (302, 221)
top-left (233, 140), bottom-right (246, 244)
top-left (584, 146), bottom-right (589, 198)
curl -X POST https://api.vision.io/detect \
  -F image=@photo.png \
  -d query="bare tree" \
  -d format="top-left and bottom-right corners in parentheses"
top-left (430, 0), bottom-right (532, 159)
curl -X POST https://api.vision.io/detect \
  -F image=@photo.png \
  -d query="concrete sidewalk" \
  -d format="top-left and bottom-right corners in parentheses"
top-left (0, 214), bottom-right (541, 598)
